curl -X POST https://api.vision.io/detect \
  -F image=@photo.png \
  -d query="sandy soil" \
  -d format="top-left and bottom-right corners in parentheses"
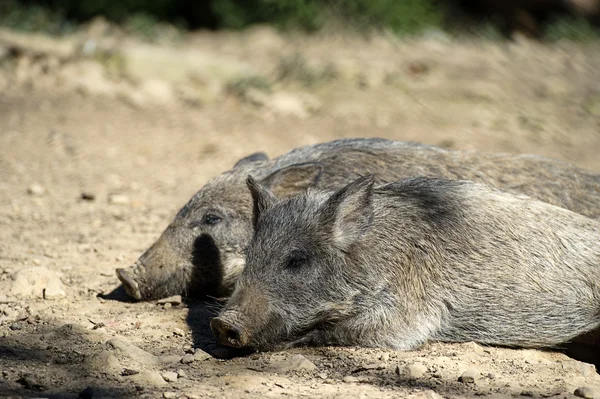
top-left (1, 25), bottom-right (600, 399)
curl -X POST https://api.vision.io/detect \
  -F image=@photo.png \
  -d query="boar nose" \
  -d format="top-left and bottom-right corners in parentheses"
top-left (116, 268), bottom-right (142, 300)
top-left (210, 317), bottom-right (249, 348)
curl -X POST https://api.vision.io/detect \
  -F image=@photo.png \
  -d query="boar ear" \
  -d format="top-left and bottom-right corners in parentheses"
top-left (247, 175), bottom-right (278, 229)
top-left (260, 162), bottom-right (323, 197)
top-left (322, 175), bottom-right (375, 251)
top-left (234, 152), bottom-right (269, 168)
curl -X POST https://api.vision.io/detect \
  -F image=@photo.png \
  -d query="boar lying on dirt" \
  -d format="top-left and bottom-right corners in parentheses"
top-left (116, 138), bottom-right (600, 301)
top-left (211, 175), bottom-right (600, 351)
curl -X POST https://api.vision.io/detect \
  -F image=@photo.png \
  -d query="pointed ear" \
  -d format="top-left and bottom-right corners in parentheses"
top-left (260, 162), bottom-right (323, 198)
top-left (321, 175), bottom-right (375, 251)
top-left (234, 152), bottom-right (269, 168)
top-left (246, 175), bottom-right (277, 229)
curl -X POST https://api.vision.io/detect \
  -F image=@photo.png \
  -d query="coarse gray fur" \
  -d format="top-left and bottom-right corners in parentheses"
top-left (116, 138), bottom-right (600, 301)
top-left (212, 175), bottom-right (600, 351)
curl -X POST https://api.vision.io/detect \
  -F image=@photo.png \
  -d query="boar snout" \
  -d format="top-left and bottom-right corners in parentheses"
top-left (210, 317), bottom-right (250, 348)
top-left (116, 265), bottom-right (142, 300)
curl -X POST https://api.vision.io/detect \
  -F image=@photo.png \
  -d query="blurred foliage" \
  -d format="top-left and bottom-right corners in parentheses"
top-left (0, 0), bottom-right (76, 35)
top-left (0, 0), bottom-right (598, 42)
top-left (545, 17), bottom-right (600, 42)
top-left (332, 0), bottom-right (444, 35)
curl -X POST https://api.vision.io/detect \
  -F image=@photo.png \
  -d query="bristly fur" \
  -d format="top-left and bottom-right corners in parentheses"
top-left (216, 175), bottom-right (600, 352)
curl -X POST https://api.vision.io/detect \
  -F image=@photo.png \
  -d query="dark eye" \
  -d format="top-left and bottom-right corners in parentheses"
top-left (286, 252), bottom-right (308, 269)
top-left (202, 213), bottom-right (222, 225)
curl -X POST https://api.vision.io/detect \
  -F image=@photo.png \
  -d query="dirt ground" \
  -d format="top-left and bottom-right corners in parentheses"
top-left (1, 24), bottom-right (600, 399)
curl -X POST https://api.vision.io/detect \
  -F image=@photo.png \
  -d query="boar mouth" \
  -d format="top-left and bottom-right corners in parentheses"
top-left (116, 267), bottom-right (142, 300)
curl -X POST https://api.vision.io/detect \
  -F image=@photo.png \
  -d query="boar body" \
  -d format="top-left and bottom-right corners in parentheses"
top-left (117, 138), bottom-right (600, 301)
top-left (212, 176), bottom-right (600, 351)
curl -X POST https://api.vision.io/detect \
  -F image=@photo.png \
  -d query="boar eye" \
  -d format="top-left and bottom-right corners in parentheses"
top-left (202, 213), bottom-right (222, 226)
top-left (189, 213), bottom-right (222, 229)
top-left (286, 252), bottom-right (308, 269)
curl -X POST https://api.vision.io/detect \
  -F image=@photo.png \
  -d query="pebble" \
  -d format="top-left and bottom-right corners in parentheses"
top-left (173, 328), bottom-right (185, 337)
top-left (106, 338), bottom-right (159, 367)
top-left (157, 295), bottom-right (182, 306)
top-left (575, 387), bottom-right (596, 399)
top-left (458, 369), bottom-right (479, 384)
top-left (180, 354), bottom-right (195, 364)
top-left (176, 369), bottom-right (186, 378)
top-left (86, 350), bottom-right (122, 377)
top-left (163, 303), bottom-right (172, 310)
top-left (161, 371), bottom-right (178, 383)
top-left (405, 363), bottom-right (428, 379)
top-left (131, 370), bottom-right (167, 387)
top-left (108, 194), bottom-right (130, 205)
top-left (163, 392), bottom-right (177, 399)
top-left (193, 349), bottom-right (211, 361)
top-left (267, 354), bottom-right (317, 372)
top-left (80, 192), bottom-right (95, 201)
top-left (27, 183), bottom-right (45, 196)
top-left (379, 353), bottom-right (390, 362)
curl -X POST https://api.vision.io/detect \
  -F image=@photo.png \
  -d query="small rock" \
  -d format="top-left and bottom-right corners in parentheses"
top-left (520, 391), bottom-right (535, 397)
top-left (108, 194), bottom-right (130, 205)
top-left (193, 349), bottom-right (211, 362)
top-left (78, 387), bottom-right (94, 399)
top-left (106, 338), bottom-right (159, 367)
top-left (157, 295), bottom-right (182, 306)
top-left (173, 328), bottom-right (185, 337)
top-left (81, 192), bottom-right (95, 201)
top-left (121, 368), bottom-right (139, 376)
top-left (541, 386), bottom-right (567, 397)
top-left (458, 369), bottom-right (479, 384)
top-left (268, 354), bottom-right (317, 372)
top-left (86, 350), bottom-right (122, 377)
top-left (130, 370), bottom-right (167, 387)
top-left (405, 363), bottom-right (428, 379)
top-left (575, 387), bottom-right (596, 399)
top-left (163, 303), bottom-right (172, 310)
top-left (180, 354), bottom-right (195, 364)
top-left (161, 371), bottom-right (178, 383)
top-left (176, 369), bottom-right (186, 378)
top-left (27, 183), bottom-right (45, 196)
top-left (379, 353), bottom-right (390, 362)
top-left (342, 376), bottom-right (359, 383)
top-left (163, 392), bottom-right (177, 399)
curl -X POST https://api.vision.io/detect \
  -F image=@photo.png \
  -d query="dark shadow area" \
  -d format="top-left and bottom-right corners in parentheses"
top-left (560, 328), bottom-right (600, 371)
top-left (97, 284), bottom-right (138, 303)
top-left (190, 234), bottom-right (226, 299)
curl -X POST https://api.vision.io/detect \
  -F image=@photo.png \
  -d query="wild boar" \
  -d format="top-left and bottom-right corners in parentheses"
top-left (211, 175), bottom-right (600, 351)
top-left (116, 138), bottom-right (600, 301)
